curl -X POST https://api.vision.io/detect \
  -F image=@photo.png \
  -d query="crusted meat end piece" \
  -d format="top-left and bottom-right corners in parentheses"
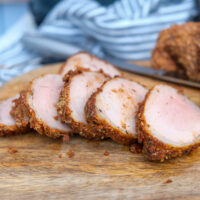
top-left (57, 71), bottom-right (108, 140)
top-left (59, 51), bottom-right (120, 78)
top-left (0, 94), bottom-right (25, 136)
top-left (10, 90), bottom-right (31, 132)
top-left (26, 74), bottom-right (72, 138)
top-left (152, 22), bottom-right (200, 81)
top-left (85, 77), bottom-right (147, 145)
top-left (136, 84), bottom-right (200, 161)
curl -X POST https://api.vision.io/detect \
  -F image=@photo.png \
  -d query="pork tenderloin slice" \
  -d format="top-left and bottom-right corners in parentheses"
top-left (27, 74), bottom-right (72, 138)
top-left (57, 71), bottom-right (108, 139)
top-left (0, 94), bottom-right (24, 135)
top-left (136, 84), bottom-right (200, 161)
top-left (10, 90), bottom-right (31, 132)
top-left (60, 51), bottom-right (120, 77)
top-left (85, 77), bottom-right (147, 144)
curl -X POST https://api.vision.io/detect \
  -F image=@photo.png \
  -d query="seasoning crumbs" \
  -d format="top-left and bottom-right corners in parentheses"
top-left (67, 150), bottom-right (74, 158)
top-left (104, 151), bottom-right (109, 156)
top-left (164, 179), bottom-right (172, 184)
top-left (8, 148), bottom-right (18, 154)
top-left (62, 135), bottom-right (70, 142)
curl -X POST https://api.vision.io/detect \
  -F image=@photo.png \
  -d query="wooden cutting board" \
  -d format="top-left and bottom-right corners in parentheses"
top-left (0, 63), bottom-right (200, 200)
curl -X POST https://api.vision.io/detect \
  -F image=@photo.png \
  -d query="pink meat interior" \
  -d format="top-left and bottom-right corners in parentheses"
top-left (145, 85), bottom-right (200, 146)
top-left (96, 78), bottom-right (147, 136)
top-left (29, 74), bottom-right (71, 132)
top-left (61, 52), bottom-right (120, 77)
top-left (0, 94), bottom-right (19, 126)
top-left (69, 71), bottom-right (108, 123)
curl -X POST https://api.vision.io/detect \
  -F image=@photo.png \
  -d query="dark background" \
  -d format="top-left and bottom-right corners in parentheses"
top-left (31, 0), bottom-right (117, 25)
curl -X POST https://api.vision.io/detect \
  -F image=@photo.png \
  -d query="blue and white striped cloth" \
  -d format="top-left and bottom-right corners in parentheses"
top-left (0, 0), bottom-right (198, 85)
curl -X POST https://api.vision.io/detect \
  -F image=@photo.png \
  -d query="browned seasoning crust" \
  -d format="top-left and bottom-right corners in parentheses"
top-left (152, 22), bottom-right (200, 82)
top-left (0, 123), bottom-right (21, 136)
top-left (8, 147), bottom-right (18, 154)
top-left (129, 142), bottom-right (143, 153)
top-left (164, 179), bottom-right (172, 184)
top-left (0, 94), bottom-right (28, 136)
top-left (85, 78), bottom-right (137, 145)
top-left (104, 151), bottom-right (109, 156)
top-left (135, 87), bottom-right (200, 161)
top-left (25, 76), bottom-right (72, 139)
top-left (67, 150), bottom-right (74, 158)
top-left (10, 90), bottom-right (31, 133)
top-left (57, 70), bottom-right (106, 140)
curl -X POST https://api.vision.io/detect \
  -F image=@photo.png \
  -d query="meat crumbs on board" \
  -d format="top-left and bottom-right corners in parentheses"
top-left (67, 150), bottom-right (74, 158)
top-left (164, 179), bottom-right (173, 184)
top-left (129, 143), bottom-right (143, 153)
top-left (8, 147), bottom-right (18, 154)
top-left (104, 151), bottom-right (109, 156)
top-left (62, 135), bottom-right (70, 142)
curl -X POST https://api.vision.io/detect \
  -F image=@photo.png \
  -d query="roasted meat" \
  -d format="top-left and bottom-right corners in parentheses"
top-left (136, 84), bottom-right (200, 161)
top-left (57, 71), bottom-right (108, 139)
top-left (26, 74), bottom-right (72, 138)
top-left (10, 90), bottom-right (30, 132)
top-left (152, 22), bottom-right (200, 82)
top-left (0, 94), bottom-right (25, 135)
top-left (85, 77), bottom-right (147, 144)
top-left (59, 51), bottom-right (120, 77)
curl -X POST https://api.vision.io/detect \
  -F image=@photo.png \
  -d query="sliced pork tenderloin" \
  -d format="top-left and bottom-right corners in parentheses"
top-left (59, 51), bottom-right (120, 77)
top-left (57, 71), bottom-right (108, 139)
top-left (26, 74), bottom-right (72, 138)
top-left (10, 90), bottom-right (31, 132)
top-left (0, 94), bottom-right (25, 135)
top-left (136, 84), bottom-right (200, 161)
top-left (85, 77), bottom-right (147, 144)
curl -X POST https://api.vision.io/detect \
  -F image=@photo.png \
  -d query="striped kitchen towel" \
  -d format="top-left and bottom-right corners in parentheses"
top-left (0, 0), bottom-right (198, 85)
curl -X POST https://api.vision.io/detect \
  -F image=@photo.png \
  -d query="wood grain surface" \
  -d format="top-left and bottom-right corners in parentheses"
top-left (0, 63), bottom-right (200, 200)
